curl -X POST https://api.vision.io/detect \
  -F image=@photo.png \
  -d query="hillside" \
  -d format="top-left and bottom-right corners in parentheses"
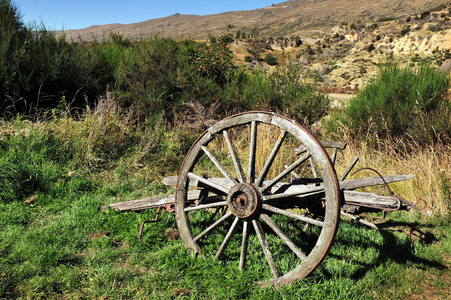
top-left (62, 0), bottom-right (450, 41)
top-left (226, 4), bottom-right (451, 95)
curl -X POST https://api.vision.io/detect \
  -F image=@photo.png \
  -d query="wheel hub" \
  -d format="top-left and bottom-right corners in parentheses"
top-left (227, 183), bottom-right (261, 218)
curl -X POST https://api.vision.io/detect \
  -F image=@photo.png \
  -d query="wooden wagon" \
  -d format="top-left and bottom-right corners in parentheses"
top-left (102, 112), bottom-right (419, 287)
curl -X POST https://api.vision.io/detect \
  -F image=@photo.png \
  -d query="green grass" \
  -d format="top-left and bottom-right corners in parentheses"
top-left (1, 189), bottom-right (449, 298)
top-left (0, 118), bottom-right (450, 299)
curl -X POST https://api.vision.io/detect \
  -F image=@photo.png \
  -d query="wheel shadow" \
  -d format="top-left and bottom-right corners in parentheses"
top-left (321, 219), bottom-right (446, 280)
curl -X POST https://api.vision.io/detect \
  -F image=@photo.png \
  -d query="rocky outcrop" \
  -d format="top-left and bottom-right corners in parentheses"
top-left (244, 36), bottom-right (303, 52)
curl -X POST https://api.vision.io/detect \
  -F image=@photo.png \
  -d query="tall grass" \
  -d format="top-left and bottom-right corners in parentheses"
top-left (333, 139), bottom-right (451, 216)
top-left (0, 118), bottom-right (86, 202)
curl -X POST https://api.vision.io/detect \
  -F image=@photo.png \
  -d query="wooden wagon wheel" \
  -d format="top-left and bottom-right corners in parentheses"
top-left (175, 112), bottom-right (341, 287)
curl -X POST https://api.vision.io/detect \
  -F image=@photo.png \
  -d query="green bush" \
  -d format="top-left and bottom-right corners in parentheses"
top-left (376, 17), bottom-right (397, 22)
top-left (0, 2), bottom-right (113, 117)
top-left (114, 36), bottom-right (230, 122)
top-left (264, 54), bottom-right (278, 65)
top-left (225, 64), bottom-right (329, 126)
top-left (324, 63), bottom-right (451, 147)
top-left (419, 10), bottom-right (431, 19)
top-left (0, 0), bottom-right (31, 111)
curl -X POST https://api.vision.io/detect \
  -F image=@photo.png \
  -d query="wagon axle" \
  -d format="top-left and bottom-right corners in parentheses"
top-left (227, 183), bottom-right (261, 218)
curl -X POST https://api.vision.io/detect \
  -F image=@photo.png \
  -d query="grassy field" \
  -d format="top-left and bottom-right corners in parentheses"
top-left (0, 104), bottom-right (450, 299)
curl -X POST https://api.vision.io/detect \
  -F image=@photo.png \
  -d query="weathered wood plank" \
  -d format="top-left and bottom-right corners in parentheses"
top-left (101, 190), bottom-right (199, 212)
top-left (162, 176), bottom-right (234, 189)
top-left (294, 140), bottom-right (347, 155)
top-left (106, 174), bottom-right (414, 212)
top-left (343, 190), bottom-right (404, 208)
top-left (340, 175), bottom-right (415, 190)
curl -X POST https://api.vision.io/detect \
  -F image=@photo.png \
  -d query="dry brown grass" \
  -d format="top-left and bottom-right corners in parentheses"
top-left (334, 140), bottom-right (451, 216)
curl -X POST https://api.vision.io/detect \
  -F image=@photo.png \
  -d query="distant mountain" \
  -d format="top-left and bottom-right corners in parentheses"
top-left (62, 0), bottom-right (450, 41)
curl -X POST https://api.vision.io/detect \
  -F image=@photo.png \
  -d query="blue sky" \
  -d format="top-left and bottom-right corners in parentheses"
top-left (15, 0), bottom-right (281, 30)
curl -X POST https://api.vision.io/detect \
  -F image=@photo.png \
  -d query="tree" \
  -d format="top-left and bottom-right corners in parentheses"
top-left (0, 0), bottom-right (32, 108)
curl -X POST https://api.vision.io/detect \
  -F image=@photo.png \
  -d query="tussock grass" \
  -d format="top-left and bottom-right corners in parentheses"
top-left (333, 140), bottom-right (451, 216)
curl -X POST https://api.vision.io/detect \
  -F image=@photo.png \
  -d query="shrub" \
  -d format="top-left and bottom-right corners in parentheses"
top-left (231, 64), bottom-right (329, 126)
top-left (367, 44), bottom-right (376, 52)
top-left (400, 26), bottom-right (410, 36)
top-left (0, 0), bottom-right (32, 111)
top-left (264, 54), bottom-right (278, 65)
top-left (377, 17), bottom-right (397, 22)
top-left (419, 10), bottom-right (431, 19)
top-left (114, 36), bottom-right (237, 123)
top-left (0, 6), bottom-right (114, 117)
top-left (324, 63), bottom-right (451, 147)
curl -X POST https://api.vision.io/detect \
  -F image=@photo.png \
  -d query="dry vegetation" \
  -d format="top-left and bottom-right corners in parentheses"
top-left (334, 141), bottom-right (451, 216)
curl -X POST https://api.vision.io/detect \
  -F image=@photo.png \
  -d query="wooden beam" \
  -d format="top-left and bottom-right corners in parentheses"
top-left (340, 175), bottom-right (415, 190)
top-left (101, 190), bottom-right (199, 212)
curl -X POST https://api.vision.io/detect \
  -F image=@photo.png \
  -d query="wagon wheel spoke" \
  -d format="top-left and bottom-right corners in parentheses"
top-left (247, 121), bottom-right (257, 184)
top-left (309, 157), bottom-right (318, 178)
top-left (201, 146), bottom-right (238, 185)
top-left (223, 130), bottom-right (246, 183)
top-left (239, 220), bottom-right (249, 271)
top-left (252, 219), bottom-right (280, 279)
top-left (193, 211), bottom-right (233, 242)
top-left (184, 201), bottom-right (228, 212)
top-left (255, 129), bottom-right (287, 187)
top-left (259, 153), bottom-right (311, 194)
top-left (215, 216), bottom-right (240, 259)
top-left (187, 172), bottom-right (230, 195)
top-left (262, 204), bottom-right (324, 227)
top-left (260, 214), bottom-right (307, 260)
